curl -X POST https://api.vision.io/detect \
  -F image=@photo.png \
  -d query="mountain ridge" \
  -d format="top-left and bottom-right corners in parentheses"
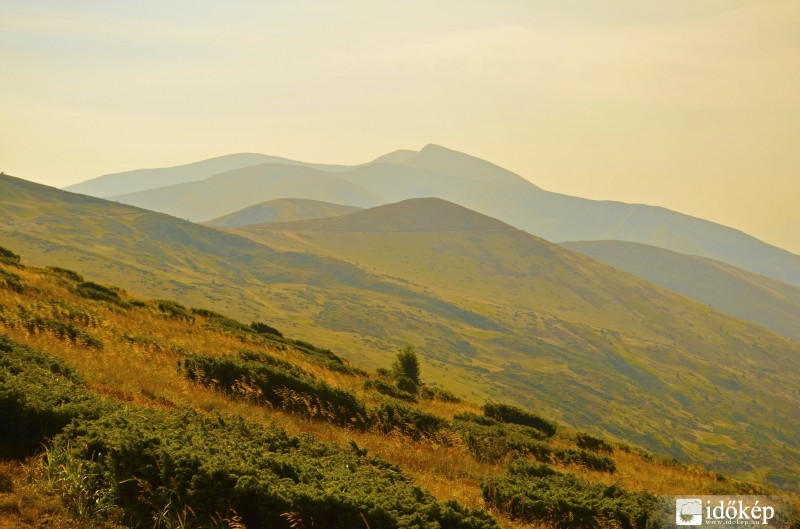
top-left (67, 145), bottom-right (800, 285)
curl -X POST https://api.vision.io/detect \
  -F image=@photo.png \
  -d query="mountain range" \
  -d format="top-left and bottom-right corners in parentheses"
top-left (3, 173), bottom-right (800, 486)
top-left (66, 144), bottom-right (800, 287)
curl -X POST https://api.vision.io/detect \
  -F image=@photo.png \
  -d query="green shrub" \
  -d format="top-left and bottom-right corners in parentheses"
top-left (250, 321), bottom-right (283, 337)
top-left (576, 433), bottom-right (613, 453)
top-left (483, 463), bottom-right (661, 529)
top-left (75, 282), bottom-right (125, 306)
top-left (554, 448), bottom-right (616, 473)
top-left (289, 339), bottom-right (355, 373)
top-left (156, 300), bottom-right (194, 322)
top-left (0, 269), bottom-right (24, 293)
top-left (0, 246), bottom-right (21, 265)
top-left (181, 354), bottom-right (368, 428)
top-left (54, 406), bottom-right (499, 529)
top-left (391, 345), bottom-right (421, 388)
top-left (419, 384), bottom-right (461, 403)
top-left (193, 307), bottom-right (253, 335)
top-left (0, 335), bottom-right (109, 458)
top-left (482, 403), bottom-right (557, 437)
top-left (364, 379), bottom-right (418, 403)
top-left (453, 417), bottom-right (552, 463)
top-left (13, 305), bottom-right (103, 349)
top-left (46, 266), bottom-right (84, 282)
top-left (369, 402), bottom-right (447, 441)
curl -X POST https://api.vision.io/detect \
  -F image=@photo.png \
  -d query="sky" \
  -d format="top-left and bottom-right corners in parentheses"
top-left (1, 1), bottom-right (799, 251)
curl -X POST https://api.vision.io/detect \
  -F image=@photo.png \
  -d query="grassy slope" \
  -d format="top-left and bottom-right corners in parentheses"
top-left (238, 199), bottom-right (800, 486)
top-left (562, 240), bottom-right (800, 342)
top-left (2, 176), bottom-right (800, 486)
top-left (1, 255), bottom-right (782, 529)
top-left (204, 198), bottom-right (363, 228)
top-left (0, 174), bottom-right (524, 402)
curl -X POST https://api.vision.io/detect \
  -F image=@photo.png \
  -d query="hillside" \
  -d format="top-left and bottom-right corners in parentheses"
top-left (69, 144), bottom-right (800, 286)
top-left (3, 175), bottom-right (800, 487)
top-left (562, 240), bottom-right (800, 342)
top-left (106, 163), bottom-right (383, 221)
top-left (2, 248), bottom-right (791, 529)
top-left (204, 198), bottom-right (363, 228)
top-left (240, 199), bottom-right (800, 486)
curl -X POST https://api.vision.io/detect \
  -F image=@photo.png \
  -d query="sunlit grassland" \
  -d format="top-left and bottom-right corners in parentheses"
top-left (4, 256), bottom-right (791, 529)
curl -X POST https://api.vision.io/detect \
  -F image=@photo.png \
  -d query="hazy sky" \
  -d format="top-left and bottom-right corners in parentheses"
top-left (1, 0), bottom-right (799, 247)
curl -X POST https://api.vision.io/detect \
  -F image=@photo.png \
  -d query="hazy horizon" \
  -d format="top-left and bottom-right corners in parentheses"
top-left (1, 1), bottom-right (798, 251)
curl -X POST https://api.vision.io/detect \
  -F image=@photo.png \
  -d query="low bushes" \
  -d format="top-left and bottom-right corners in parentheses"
top-left (156, 300), bottom-right (194, 322)
top-left (364, 379), bottom-right (418, 403)
top-left (181, 351), bottom-right (369, 428)
top-left (0, 335), bottom-right (109, 458)
top-left (454, 414), bottom-right (553, 463)
top-left (53, 407), bottom-right (499, 529)
top-left (482, 461), bottom-right (661, 529)
top-left (0, 269), bottom-right (25, 293)
top-left (75, 282), bottom-right (126, 306)
top-left (482, 402), bottom-right (557, 437)
top-left (576, 433), bottom-right (614, 453)
top-left (0, 246), bottom-right (21, 265)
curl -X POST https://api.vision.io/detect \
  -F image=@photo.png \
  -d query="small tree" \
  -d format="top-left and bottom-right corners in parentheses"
top-left (391, 344), bottom-right (421, 393)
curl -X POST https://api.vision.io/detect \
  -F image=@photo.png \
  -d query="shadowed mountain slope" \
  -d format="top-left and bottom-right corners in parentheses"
top-left (561, 240), bottom-right (800, 342)
top-left (204, 198), bottom-right (362, 228)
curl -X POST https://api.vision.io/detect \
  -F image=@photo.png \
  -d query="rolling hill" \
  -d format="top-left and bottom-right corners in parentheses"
top-left (5, 174), bottom-right (800, 486)
top-left (562, 240), bottom-right (800, 342)
top-left (106, 163), bottom-right (383, 221)
top-left (64, 152), bottom-right (354, 197)
top-left (71, 144), bottom-right (800, 286)
top-left (3, 249), bottom-right (780, 529)
top-left (204, 198), bottom-right (363, 228)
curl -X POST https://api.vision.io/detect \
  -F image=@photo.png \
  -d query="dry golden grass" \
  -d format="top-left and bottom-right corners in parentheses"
top-left (2, 260), bottom-right (794, 529)
top-left (0, 459), bottom-right (122, 529)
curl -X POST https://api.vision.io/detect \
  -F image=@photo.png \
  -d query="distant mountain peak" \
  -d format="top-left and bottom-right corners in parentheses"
top-left (401, 144), bottom-right (535, 187)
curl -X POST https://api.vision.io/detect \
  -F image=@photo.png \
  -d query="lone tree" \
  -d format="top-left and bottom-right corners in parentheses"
top-left (392, 344), bottom-right (421, 393)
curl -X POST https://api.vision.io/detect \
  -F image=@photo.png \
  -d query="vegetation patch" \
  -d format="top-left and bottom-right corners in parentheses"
top-left (453, 414), bottom-right (552, 463)
top-left (364, 379), bottom-right (418, 403)
top-left (0, 246), bottom-right (21, 265)
top-left (46, 266), bottom-right (84, 283)
top-left (0, 303), bottom-right (103, 349)
top-left (0, 335), bottom-right (109, 458)
top-left (482, 460), bottom-right (661, 529)
top-left (181, 352), bottom-right (368, 428)
top-left (482, 402), bottom-right (557, 437)
top-left (156, 300), bottom-right (195, 322)
top-left (250, 320), bottom-right (283, 337)
top-left (0, 268), bottom-right (25, 293)
top-left (576, 432), bottom-right (614, 453)
top-left (75, 282), bottom-right (126, 307)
